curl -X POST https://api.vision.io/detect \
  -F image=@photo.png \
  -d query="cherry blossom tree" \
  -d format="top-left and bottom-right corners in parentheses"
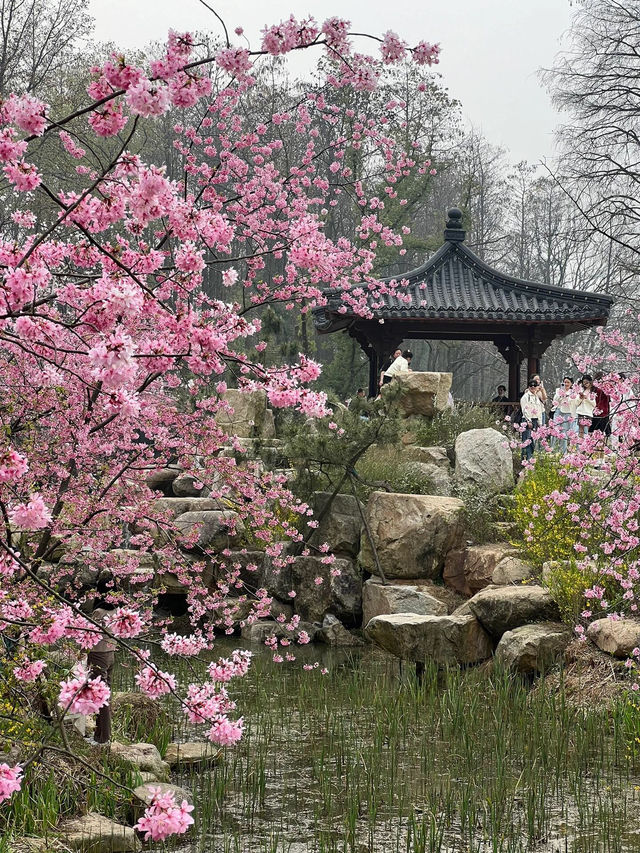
top-left (0, 10), bottom-right (440, 839)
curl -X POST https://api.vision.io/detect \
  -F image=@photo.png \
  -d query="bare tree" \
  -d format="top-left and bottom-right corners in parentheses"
top-left (0, 0), bottom-right (92, 96)
top-left (543, 0), bottom-right (640, 266)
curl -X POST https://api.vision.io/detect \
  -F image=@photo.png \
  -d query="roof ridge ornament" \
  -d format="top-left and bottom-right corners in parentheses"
top-left (444, 207), bottom-right (465, 243)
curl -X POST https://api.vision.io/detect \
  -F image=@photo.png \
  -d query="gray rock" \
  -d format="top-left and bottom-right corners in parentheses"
top-left (212, 550), bottom-right (266, 588)
top-left (165, 742), bottom-right (220, 767)
top-left (495, 622), bottom-right (571, 673)
top-left (359, 492), bottom-right (465, 580)
top-left (389, 372), bottom-right (453, 417)
top-left (403, 446), bottom-right (451, 470)
top-left (443, 548), bottom-right (471, 597)
top-left (406, 460), bottom-right (452, 496)
top-left (146, 467), bottom-right (180, 495)
top-left (59, 813), bottom-right (141, 852)
top-left (462, 544), bottom-right (519, 594)
top-left (454, 428), bottom-right (514, 495)
top-left (155, 553), bottom-right (213, 594)
top-left (132, 782), bottom-right (192, 821)
top-left (172, 473), bottom-right (208, 498)
top-left (365, 612), bottom-right (493, 665)
top-left (492, 556), bottom-right (534, 586)
top-left (240, 619), bottom-right (319, 644)
top-left (210, 597), bottom-right (292, 631)
top-left (291, 555), bottom-right (362, 626)
top-left (215, 388), bottom-right (274, 438)
top-left (362, 577), bottom-right (447, 627)
top-left (262, 546), bottom-right (296, 601)
top-left (109, 742), bottom-right (169, 781)
top-left (586, 618), bottom-right (640, 658)
top-left (468, 585), bottom-right (561, 638)
top-left (318, 614), bottom-right (364, 646)
top-left (153, 497), bottom-right (222, 518)
top-left (174, 510), bottom-right (242, 551)
top-left (309, 491), bottom-right (362, 557)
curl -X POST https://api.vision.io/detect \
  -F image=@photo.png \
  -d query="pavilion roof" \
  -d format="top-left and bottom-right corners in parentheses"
top-left (313, 209), bottom-right (613, 334)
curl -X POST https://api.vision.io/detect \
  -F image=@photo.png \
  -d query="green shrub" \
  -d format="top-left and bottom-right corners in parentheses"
top-left (454, 483), bottom-right (504, 545)
top-left (354, 445), bottom-right (436, 499)
top-left (410, 402), bottom-right (505, 450)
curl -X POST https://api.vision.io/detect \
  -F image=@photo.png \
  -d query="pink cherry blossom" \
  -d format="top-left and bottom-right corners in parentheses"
top-left (134, 787), bottom-right (194, 841)
top-left (9, 493), bottom-right (52, 530)
top-left (0, 764), bottom-right (22, 803)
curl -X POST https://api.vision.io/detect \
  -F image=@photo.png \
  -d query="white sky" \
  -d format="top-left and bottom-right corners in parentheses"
top-left (88, 0), bottom-right (575, 164)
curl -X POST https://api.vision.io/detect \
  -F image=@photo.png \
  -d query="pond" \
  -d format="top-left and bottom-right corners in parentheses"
top-left (117, 641), bottom-right (640, 853)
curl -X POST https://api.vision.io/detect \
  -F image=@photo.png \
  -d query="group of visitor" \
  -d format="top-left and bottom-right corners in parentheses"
top-left (514, 372), bottom-right (620, 460)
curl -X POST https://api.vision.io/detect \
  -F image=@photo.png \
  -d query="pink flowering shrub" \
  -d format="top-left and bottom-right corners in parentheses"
top-left (134, 787), bottom-right (194, 841)
top-left (0, 10), bottom-right (438, 835)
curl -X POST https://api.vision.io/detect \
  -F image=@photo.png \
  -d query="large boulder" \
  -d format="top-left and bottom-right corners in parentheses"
top-left (403, 446), bottom-right (451, 470)
top-left (468, 585), bottom-right (561, 638)
top-left (442, 548), bottom-right (471, 597)
top-left (155, 553), bottom-right (213, 594)
top-left (291, 556), bottom-right (362, 626)
top-left (109, 742), bottom-right (169, 781)
top-left (164, 742), bottom-right (220, 768)
top-left (215, 388), bottom-right (275, 438)
top-left (586, 618), bottom-right (640, 658)
top-left (454, 428), bottom-right (514, 494)
top-left (359, 492), bottom-right (465, 580)
top-left (59, 813), bottom-right (140, 853)
top-left (209, 597), bottom-right (292, 631)
top-left (365, 613), bottom-right (493, 665)
top-left (212, 550), bottom-right (266, 588)
top-left (390, 372), bottom-right (452, 417)
top-left (362, 577), bottom-right (447, 627)
top-left (172, 473), bottom-right (208, 498)
top-left (173, 510), bottom-right (242, 551)
top-left (492, 555), bottom-right (534, 586)
top-left (309, 491), bottom-right (362, 557)
top-left (495, 622), bottom-right (572, 673)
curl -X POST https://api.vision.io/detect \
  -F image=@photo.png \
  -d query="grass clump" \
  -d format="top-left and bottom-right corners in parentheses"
top-left (409, 402), bottom-right (505, 449)
top-left (354, 445), bottom-right (436, 499)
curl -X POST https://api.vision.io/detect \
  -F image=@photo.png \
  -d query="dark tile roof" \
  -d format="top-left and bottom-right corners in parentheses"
top-left (314, 219), bottom-right (613, 333)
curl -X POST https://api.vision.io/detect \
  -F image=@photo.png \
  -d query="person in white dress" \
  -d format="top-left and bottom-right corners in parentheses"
top-left (576, 374), bottom-right (596, 438)
top-left (551, 376), bottom-right (579, 454)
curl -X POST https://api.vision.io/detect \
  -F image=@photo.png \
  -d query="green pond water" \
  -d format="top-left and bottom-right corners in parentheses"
top-left (117, 641), bottom-right (640, 853)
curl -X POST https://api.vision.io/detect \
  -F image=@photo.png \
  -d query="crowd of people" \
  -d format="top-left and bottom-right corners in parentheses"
top-left (511, 372), bottom-right (628, 460)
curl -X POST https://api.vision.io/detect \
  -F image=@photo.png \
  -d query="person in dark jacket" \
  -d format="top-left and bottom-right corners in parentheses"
top-left (591, 372), bottom-right (611, 438)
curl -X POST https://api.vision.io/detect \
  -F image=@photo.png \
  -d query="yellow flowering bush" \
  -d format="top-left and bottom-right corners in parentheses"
top-left (510, 455), bottom-right (596, 569)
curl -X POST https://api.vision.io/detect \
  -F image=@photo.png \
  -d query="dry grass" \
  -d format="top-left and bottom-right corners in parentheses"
top-left (537, 638), bottom-right (634, 708)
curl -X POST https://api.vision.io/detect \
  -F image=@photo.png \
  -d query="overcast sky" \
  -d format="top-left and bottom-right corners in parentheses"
top-left (89, 0), bottom-right (575, 164)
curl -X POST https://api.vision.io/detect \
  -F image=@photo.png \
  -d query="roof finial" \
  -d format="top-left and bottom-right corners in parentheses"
top-left (444, 207), bottom-right (465, 242)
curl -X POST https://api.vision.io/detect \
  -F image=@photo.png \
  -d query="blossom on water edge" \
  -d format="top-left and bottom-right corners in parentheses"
top-left (134, 787), bottom-right (194, 841)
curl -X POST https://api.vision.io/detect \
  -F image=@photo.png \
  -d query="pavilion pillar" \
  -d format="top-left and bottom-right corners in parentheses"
top-left (527, 355), bottom-right (539, 380)
top-left (508, 347), bottom-right (522, 403)
top-left (367, 349), bottom-right (379, 399)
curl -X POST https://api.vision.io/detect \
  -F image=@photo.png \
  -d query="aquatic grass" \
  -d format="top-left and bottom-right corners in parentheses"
top-left (142, 644), bottom-right (640, 852)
